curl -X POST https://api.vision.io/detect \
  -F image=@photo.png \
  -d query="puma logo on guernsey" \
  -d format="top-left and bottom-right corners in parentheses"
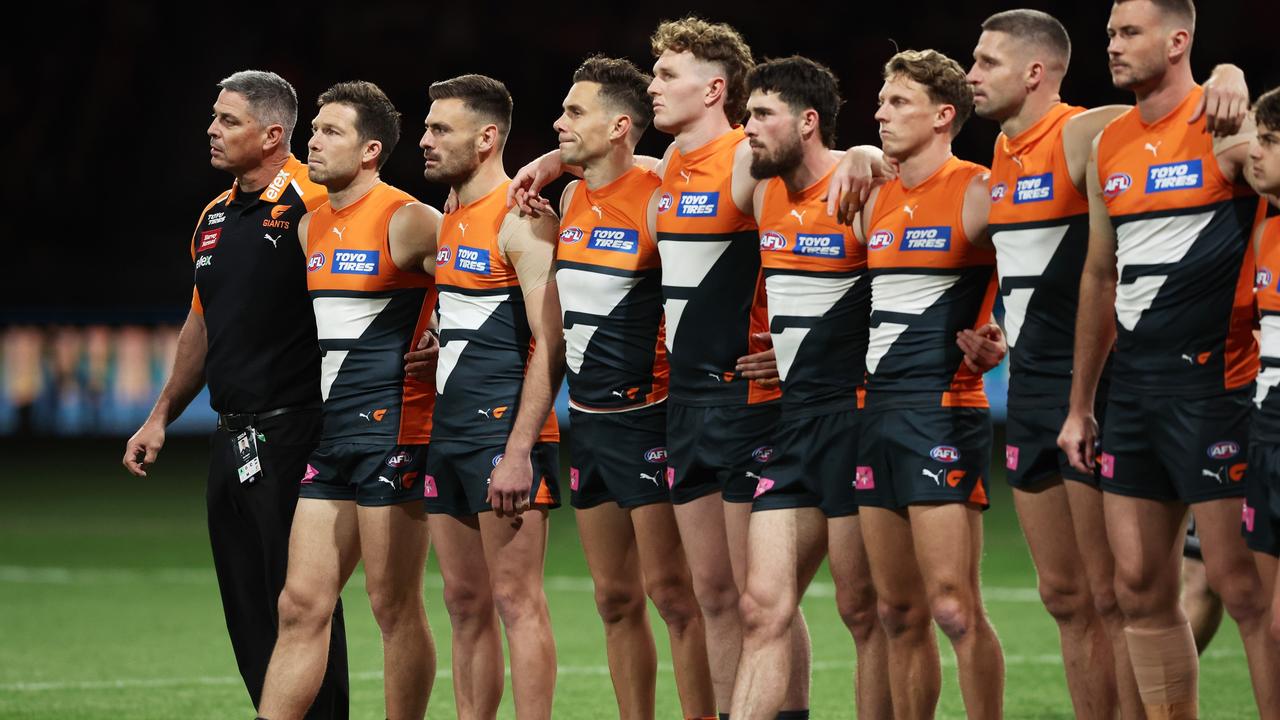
top-left (679, 169), bottom-right (692, 184)
top-left (922, 467), bottom-right (943, 485)
top-left (358, 409), bottom-right (387, 422)
top-left (1010, 155), bottom-right (1024, 169)
top-left (331, 226), bottom-right (346, 241)
top-left (640, 472), bottom-right (659, 486)
top-left (263, 233), bottom-right (280, 248)
top-left (591, 205), bottom-right (603, 219)
top-left (477, 406), bottom-right (509, 420)
top-left (903, 204), bottom-right (917, 220)
top-left (611, 390), bottom-right (625, 398)
top-left (1145, 141), bottom-right (1162, 157)
top-left (458, 222), bottom-right (469, 236)
top-left (1180, 352), bottom-right (1211, 365)
top-left (789, 209), bottom-right (807, 225)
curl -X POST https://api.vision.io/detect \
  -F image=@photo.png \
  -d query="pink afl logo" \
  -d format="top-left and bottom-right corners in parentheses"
top-left (307, 252), bottom-right (326, 272)
top-left (570, 467), bottom-right (580, 491)
top-left (990, 183), bottom-right (1007, 203)
top-left (435, 246), bottom-right (451, 266)
top-left (868, 230), bottom-right (894, 250)
top-left (1103, 173), bottom-right (1132, 198)
top-left (760, 231), bottom-right (787, 251)
top-left (1005, 445), bottom-right (1019, 470)
top-left (560, 227), bottom-right (584, 244)
top-left (657, 193), bottom-right (674, 213)
top-left (855, 466), bottom-right (875, 490)
top-left (1257, 267), bottom-right (1273, 289)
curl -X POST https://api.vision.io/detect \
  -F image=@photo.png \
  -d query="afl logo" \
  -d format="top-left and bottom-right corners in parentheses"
top-left (930, 445), bottom-right (961, 463)
top-left (435, 246), bottom-right (451, 266)
top-left (751, 446), bottom-right (774, 463)
top-left (1103, 173), bottom-right (1132, 198)
top-left (990, 183), bottom-right (1007, 203)
top-left (491, 453), bottom-right (504, 467)
top-left (644, 447), bottom-right (668, 463)
top-left (760, 231), bottom-right (787, 251)
top-left (307, 252), bottom-right (326, 272)
top-left (386, 452), bottom-right (413, 468)
top-left (560, 226), bottom-right (584, 244)
top-left (657, 192), bottom-right (674, 213)
top-left (1257, 268), bottom-right (1273, 289)
top-left (1206, 441), bottom-right (1240, 460)
top-left (868, 230), bottom-right (894, 250)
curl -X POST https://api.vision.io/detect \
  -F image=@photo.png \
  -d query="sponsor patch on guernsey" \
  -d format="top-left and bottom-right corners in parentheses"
top-left (793, 233), bottom-right (845, 258)
top-left (902, 226), bottom-right (951, 251)
top-left (1014, 173), bottom-right (1054, 203)
top-left (331, 249), bottom-right (379, 274)
top-left (454, 246), bottom-right (490, 274)
top-left (676, 192), bottom-right (718, 217)
top-left (587, 227), bottom-right (639, 253)
top-left (1145, 160), bottom-right (1203, 193)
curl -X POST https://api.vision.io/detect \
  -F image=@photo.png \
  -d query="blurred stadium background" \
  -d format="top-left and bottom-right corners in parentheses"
top-left (3, 1), bottom-right (1278, 717)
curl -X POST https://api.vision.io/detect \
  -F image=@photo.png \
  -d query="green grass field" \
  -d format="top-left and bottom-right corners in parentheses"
top-left (0, 437), bottom-right (1258, 718)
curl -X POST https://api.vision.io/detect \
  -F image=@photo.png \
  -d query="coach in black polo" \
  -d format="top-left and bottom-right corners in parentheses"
top-left (123, 70), bottom-right (348, 719)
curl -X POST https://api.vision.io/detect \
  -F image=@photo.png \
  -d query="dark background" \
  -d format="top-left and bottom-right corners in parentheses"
top-left (6, 0), bottom-right (1279, 320)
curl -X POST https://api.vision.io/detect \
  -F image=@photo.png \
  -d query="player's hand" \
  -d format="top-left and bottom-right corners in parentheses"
top-left (956, 323), bottom-right (1006, 374)
top-left (404, 331), bottom-right (439, 382)
top-left (123, 420), bottom-right (165, 477)
top-left (736, 332), bottom-right (780, 387)
top-left (507, 151), bottom-right (564, 213)
top-left (1193, 64), bottom-right (1249, 137)
top-left (487, 451), bottom-right (533, 521)
top-left (1058, 410), bottom-right (1099, 475)
top-left (825, 145), bottom-right (896, 225)
top-left (443, 188), bottom-right (460, 214)
top-left (512, 187), bottom-right (554, 217)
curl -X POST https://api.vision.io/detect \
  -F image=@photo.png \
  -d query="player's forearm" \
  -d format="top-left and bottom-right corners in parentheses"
top-left (504, 337), bottom-right (566, 455)
top-left (1068, 267), bottom-right (1116, 414)
top-left (148, 309), bottom-right (208, 426)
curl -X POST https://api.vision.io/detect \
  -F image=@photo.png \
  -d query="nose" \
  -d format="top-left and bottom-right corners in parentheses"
top-left (965, 66), bottom-right (980, 85)
top-left (207, 118), bottom-right (219, 138)
top-left (647, 78), bottom-right (659, 98)
top-left (419, 129), bottom-right (432, 151)
top-left (874, 104), bottom-right (890, 124)
top-left (553, 113), bottom-right (568, 135)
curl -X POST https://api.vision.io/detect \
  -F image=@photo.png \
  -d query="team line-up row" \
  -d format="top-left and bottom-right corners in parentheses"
top-left (124, 3), bottom-right (1280, 719)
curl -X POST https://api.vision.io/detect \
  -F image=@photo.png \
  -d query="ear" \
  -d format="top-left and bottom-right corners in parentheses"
top-left (477, 123), bottom-right (500, 154)
top-left (705, 76), bottom-right (727, 109)
top-left (1025, 60), bottom-right (1046, 92)
top-left (1167, 27), bottom-right (1192, 64)
top-left (362, 139), bottom-right (383, 167)
top-left (609, 113), bottom-right (633, 143)
top-left (934, 103), bottom-right (957, 135)
top-left (261, 123), bottom-right (286, 154)
top-left (800, 108), bottom-right (820, 140)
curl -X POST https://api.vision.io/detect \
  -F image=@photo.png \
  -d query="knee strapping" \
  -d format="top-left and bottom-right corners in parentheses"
top-left (1124, 624), bottom-right (1199, 719)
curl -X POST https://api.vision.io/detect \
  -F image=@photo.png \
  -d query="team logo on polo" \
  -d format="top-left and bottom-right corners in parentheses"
top-left (760, 231), bottom-right (787, 251)
top-left (677, 192), bottom-right (718, 217)
top-left (559, 227), bottom-right (585, 244)
top-left (1014, 173), bottom-right (1054, 203)
top-left (198, 228), bottom-right (221, 252)
top-left (644, 447), bottom-right (667, 463)
top-left (587, 227), bottom-right (638, 254)
top-left (930, 445), bottom-right (960, 463)
top-left (868, 230), bottom-right (894, 250)
top-left (1103, 173), bottom-right (1132, 198)
top-left (657, 192), bottom-right (674, 213)
top-left (1146, 160), bottom-right (1203, 193)
top-left (793, 233), bottom-right (845, 258)
top-left (903, 227), bottom-right (951, 251)
top-left (435, 246), bottom-right (451, 266)
top-left (331, 249), bottom-right (379, 274)
top-left (1206, 441), bottom-right (1240, 460)
top-left (307, 252), bottom-right (326, 272)
top-left (454, 246), bottom-right (490, 274)
top-left (751, 446), bottom-right (774, 463)
top-left (1257, 267), bottom-right (1273, 289)
top-left (989, 183), bottom-right (1007, 203)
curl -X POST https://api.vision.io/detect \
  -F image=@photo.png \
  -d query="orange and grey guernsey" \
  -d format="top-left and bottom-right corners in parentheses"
top-left (865, 156), bottom-right (997, 408)
top-left (306, 181), bottom-right (436, 445)
top-left (656, 127), bottom-right (779, 406)
top-left (191, 154), bottom-right (326, 414)
top-left (556, 166), bottom-right (669, 412)
top-left (433, 180), bottom-right (560, 443)
top-left (1097, 86), bottom-right (1258, 398)
top-left (1254, 200), bottom-right (1280, 440)
top-left (988, 103), bottom-right (1091, 406)
top-left (758, 167), bottom-right (869, 415)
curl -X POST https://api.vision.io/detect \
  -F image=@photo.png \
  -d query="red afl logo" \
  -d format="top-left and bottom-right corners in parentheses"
top-left (990, 183), bottom-right (1007, 202)
top-left (657, 193), bottom-right (674, 213)
top-left (1257, 268), bottom-right (1273, 289)
top-left (1103, 173), bottom-right (1132, 198)
top-left (760, 231), bottom-right (787, 251)
top-left (868, 230), bottom-right (894, 250)
top-left (307, 252), bottom-right (325, 272)
top-left (435, 246), bottom-right (451, 266)
top-left (560, 227), bottom-right (584, 244)
top-left (1207, 441), bottom-right (1240, 460)
top-left (930, 445), bottom-right (961, 463)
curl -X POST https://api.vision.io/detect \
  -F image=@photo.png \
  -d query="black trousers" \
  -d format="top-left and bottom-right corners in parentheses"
top-left (207, 410), bottom-right (349, 719)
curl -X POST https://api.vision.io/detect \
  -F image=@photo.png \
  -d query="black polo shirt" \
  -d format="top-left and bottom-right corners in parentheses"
top-left (190, 155), bottom-right (326, 414)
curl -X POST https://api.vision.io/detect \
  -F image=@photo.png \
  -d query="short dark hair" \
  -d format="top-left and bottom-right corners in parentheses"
top-left (1258, 87), bottom-right (1280, 133)
top-left (1114, 0), bottom-right (1196, 31)
top-left (572, 55), bottom-right (655, 138)
top-left (651, 16), bottom-right (755, 122)
top-left (317, 80), bottom-right (401, 169)
top-left (981, 9), bottom-right (1072, 72)
top-left (429, 74), bottom-right (514, 146)
top-left (884, 49), bottom-right (975, 138)
top-left (747, 56), bottom-right (843, 148)
top-left (218, 70), bottom-right (299, 143)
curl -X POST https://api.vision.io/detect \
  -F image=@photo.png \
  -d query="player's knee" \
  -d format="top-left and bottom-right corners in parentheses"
top-left (277, 583), bottom-right (332, 631)
top-left (442, 582), bottom-right (492, 629)
top-left (691, 575), bottom-right (740, 620)
top-left (877, 597), bottom-right (930, 638)
top-left (644, 573), bottom-right (701, 632)
top-left (1090, 582), bottom-right (1122, 624)
top-left (366, 584), bottom-right (423, 634)
top-left (1112, 564), bottom-right (1166, 620)
top-left (1206, 562), bottom-right (1265, 624)
top-left (929, 589), bottom-right (975, 641)
top-left (738, 586), bottom-right (792, 641)
top-left (1037, 574), bottom-right (1091, 625)
top-left (491, 579), bottom-right (546, 628)
top-left (592, 580), bottom-right (645, 626)
top-left (835, 583), bottom-right (879, 642)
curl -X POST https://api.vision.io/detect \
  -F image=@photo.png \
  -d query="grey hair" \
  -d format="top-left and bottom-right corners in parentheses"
top-left (217, 70), bottom-right (299, 145)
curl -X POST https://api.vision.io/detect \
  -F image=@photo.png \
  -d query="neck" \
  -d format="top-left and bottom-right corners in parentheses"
top-left (781, 142), bottom-right (838, 194)
top-left (582, 143), bottom-right (636, 190)
top-left (1134, 63), bottom-right (1195, 123)
top-left (454, 156), bottom-right (509, 206)
top-left (327, 170), bottom-right (381, 212)
top-left (893, 136), bottom-right (953, 189)
top-left (235, 151), bottom-right (289, 193)
top-left (999, 89), bottom-right (1062, 140)
top-left (671, 109), bottom-right (734, 154)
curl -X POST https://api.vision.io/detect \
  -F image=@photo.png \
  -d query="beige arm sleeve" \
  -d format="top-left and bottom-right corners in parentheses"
top-left (497, 209), bottom-right (559, 295)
